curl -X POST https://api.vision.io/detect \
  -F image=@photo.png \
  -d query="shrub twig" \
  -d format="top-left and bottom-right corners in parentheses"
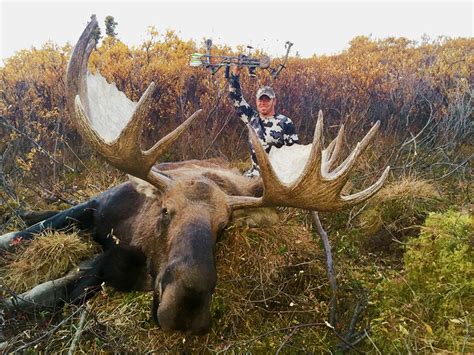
top-left (8, 304), bottom-right (85, 352)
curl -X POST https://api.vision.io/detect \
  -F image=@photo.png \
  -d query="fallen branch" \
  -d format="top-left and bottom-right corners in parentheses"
top-left (338, 298), bottom-right (368, 351)
top-left (345, 298), bottom-right (367, 340)
top-left (311, 211), bottom-right (338, 326)
top-left (311, 211), bottom-right (369, 353)
top-left (68, 307), bottom-right (88, 355)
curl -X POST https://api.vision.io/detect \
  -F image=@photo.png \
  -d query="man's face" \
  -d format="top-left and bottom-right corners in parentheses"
top-left (256, 95), bottom-right (276, 117)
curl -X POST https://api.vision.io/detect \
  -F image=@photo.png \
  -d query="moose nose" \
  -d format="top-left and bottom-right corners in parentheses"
top-left (156, 282), bottom-right (213, 334)
top-left (154, 220), bottom-right (217, 334)
top-left (186, 316), bottom-right (211, 336)
top-left (154, 259), bottom-right (216, 335)
top-left (152, 289), bottom-right (212, 335)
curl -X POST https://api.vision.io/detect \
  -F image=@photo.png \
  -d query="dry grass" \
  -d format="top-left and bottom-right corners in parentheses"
top-left (2, 230), bottom-right (98, 294)
top-left (0, 177), bottom-right (458, 352)
top-left (1, 187), bottom-right (466, 353)
top-left (356, 177), bottom-right (441, 250)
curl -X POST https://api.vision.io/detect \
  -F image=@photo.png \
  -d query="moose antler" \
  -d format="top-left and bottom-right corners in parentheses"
top-left (228, 111), bottom-right (390, 211)
top-left (66, 18), bottom-right (201, 190)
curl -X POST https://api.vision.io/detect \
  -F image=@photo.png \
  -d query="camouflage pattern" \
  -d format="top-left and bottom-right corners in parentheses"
top-left (229, 74), bottom-right (299, 177)
top-left (256, 86), bottom-right (276, 99)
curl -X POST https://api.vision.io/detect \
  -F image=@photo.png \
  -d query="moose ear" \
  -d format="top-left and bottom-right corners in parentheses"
top-left (128, 175), bottom-right (160, 198)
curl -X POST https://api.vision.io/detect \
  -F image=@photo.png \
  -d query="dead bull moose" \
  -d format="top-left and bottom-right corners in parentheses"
top-left (0, 19), bottom-right (389, 335)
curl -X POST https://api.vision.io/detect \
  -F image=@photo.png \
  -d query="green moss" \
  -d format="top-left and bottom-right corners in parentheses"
top-left (369, 211), bottom-right (473, 352)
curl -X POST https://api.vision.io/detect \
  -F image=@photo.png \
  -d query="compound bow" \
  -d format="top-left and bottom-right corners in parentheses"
top-left (190, 39), bottom-right (293, 80)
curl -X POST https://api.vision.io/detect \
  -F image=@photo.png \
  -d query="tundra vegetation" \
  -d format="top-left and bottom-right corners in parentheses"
top-left (0, 23), bottom-right (472, 352)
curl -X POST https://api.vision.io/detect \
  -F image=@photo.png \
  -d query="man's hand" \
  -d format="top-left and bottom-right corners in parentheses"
top-left (231, 59), bottom-right (241, 76)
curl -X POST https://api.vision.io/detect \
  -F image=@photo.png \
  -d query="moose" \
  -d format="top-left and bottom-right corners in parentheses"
top-left (0, 19), bottom-right (389, 335)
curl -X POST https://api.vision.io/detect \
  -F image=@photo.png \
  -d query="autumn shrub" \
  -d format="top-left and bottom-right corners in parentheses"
top-left (369, 211), bottom-right (473, 352)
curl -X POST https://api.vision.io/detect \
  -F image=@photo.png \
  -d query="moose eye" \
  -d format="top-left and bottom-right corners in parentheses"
top-left (158, 206), bottom-right (171, 229)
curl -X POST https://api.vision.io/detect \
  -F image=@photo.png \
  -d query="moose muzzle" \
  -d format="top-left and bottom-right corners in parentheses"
top-left (153, 221), bottom-right (217, 335)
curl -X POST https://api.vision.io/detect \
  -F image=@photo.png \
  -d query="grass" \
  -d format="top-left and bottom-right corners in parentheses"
top-left (2, 229), bottom-right (98, 294)
top-left (1, 212), bottom-right (340, 352)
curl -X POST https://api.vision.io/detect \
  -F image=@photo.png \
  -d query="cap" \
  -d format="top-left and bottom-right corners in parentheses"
top-left (256, 86), bottom-right (276, 100)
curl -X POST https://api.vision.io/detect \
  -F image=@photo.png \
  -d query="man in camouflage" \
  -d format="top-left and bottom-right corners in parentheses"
top-left (229, 65), bottom-right (299, 177)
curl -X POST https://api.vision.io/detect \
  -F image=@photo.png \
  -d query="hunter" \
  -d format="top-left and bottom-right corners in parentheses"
top-left (229, 65), bottom-right (299, 177)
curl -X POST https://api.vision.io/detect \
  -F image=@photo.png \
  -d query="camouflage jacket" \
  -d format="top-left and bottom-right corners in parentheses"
top-left (229, 74), bottom-right (299, 177)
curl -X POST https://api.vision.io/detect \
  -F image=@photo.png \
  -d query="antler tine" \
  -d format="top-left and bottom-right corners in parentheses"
top-left (66, 18), bottom-right (98, 117)
top-left (223, 127), bottom-right (279, 210)
top-left (145, 109), bottom-right (203, 162)
top-left (115, 85), bottom-right (203, 175)
top-left (326, 123), bottom-right (345, 172)
top-left (248, 127), bottom-right (285, 190)
top-left (323, 137), bottom-right (336, 163)
top-left (113, 82), bottom-right (157, 173)
top-left (327, 121), bottom-right (380, 180)
top-left (290, 110), bottom-right (324, 191)
top-left (341, 166), bottom-right (390, 205)
top-left (226, 194), bottom-right (263, 210)
top-left (225, 126), bottom-right (290, 210)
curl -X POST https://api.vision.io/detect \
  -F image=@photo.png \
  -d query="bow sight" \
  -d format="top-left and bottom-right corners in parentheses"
top-left (190, 39), bottom-right (293, 79)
